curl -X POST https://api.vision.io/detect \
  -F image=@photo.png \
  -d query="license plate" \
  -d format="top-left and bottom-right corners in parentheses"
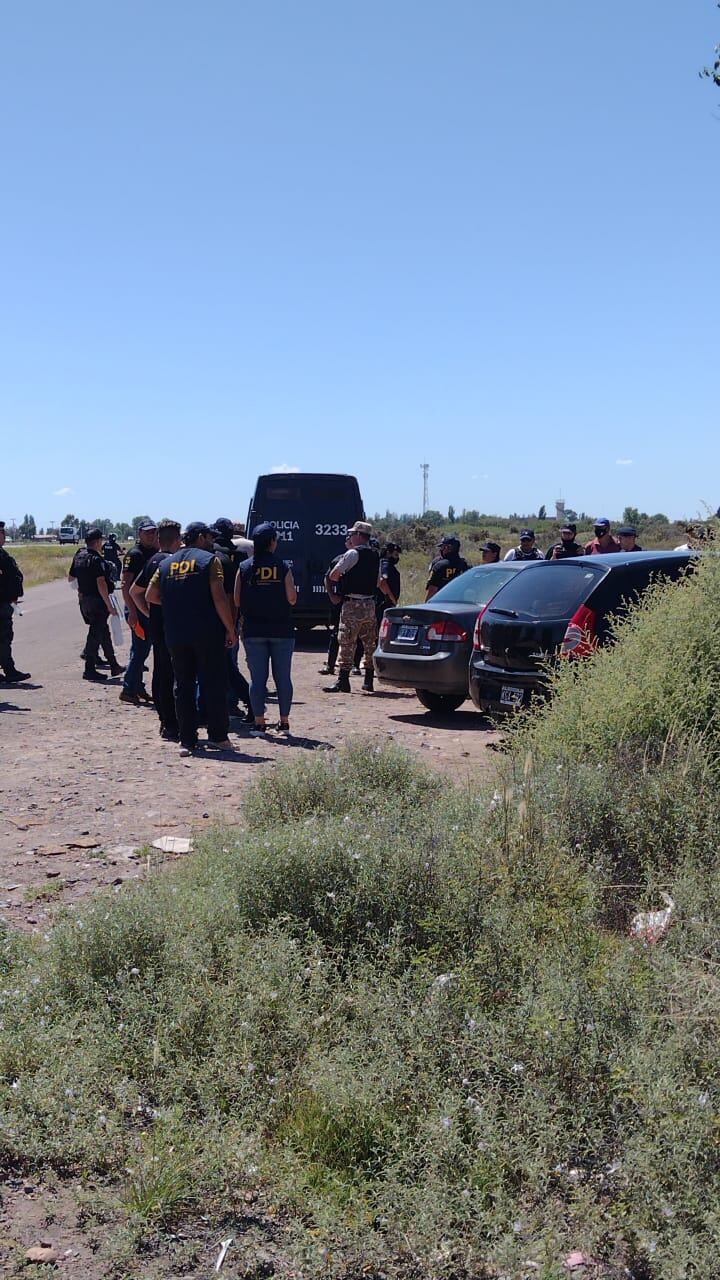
top-left (500, 684), bottom-right (524, 707)
top-left (396, 624), bottom-right (418, 642)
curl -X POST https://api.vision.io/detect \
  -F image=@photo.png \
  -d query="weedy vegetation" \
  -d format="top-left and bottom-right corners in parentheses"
top-left (2, 558), bottom-right (720, 1277)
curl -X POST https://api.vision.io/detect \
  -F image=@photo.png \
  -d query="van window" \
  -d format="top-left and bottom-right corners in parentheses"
top-left (486, 563), bottom-right (605, 620)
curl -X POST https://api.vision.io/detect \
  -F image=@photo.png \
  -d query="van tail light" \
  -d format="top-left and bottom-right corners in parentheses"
top-left (561, 604), bottom-right (598, 657)
top-left (472, 603), bottom-right (490, 650)
top-left (426, 618), bottom-right (468, 642)
top-left (379, 616), bottom-right (390, 643)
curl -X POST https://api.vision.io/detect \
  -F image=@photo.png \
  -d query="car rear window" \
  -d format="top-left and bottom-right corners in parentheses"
top-left (486, 563), bottom-right (606, 620)
top-left (431, 564), bottom-right (520, 605)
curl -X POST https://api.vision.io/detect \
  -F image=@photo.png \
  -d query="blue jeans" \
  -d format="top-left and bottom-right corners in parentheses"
top-left (243, 636), bottom-right (294, 719)
top-left (123, 624), bottom-right (152, 693)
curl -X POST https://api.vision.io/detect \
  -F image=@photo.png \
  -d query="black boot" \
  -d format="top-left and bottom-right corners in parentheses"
top-left (362, 669), bottom-right (374, 694)
top-left (83, 664), bottom-right (108, 682)
top-left (324, 670), bottom-right (351, 693)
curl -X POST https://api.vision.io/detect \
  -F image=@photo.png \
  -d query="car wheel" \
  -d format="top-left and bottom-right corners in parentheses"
top-left (416, 689), bottom-right (466, 715)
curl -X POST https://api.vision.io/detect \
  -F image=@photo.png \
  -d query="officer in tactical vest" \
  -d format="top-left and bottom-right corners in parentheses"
top-left (235, 522), bottom-right (297, 736)
top-left (130, 518), bottom-right (182, 741)
top-left (145, 522), bottom-right (236, 755)
top-left (425, 535), bottom-right (470, 599)
top-left (69, 528), bottom-right (124, 682)
top-left (120, 519), bottom-right (159, 705)
top-left (324, 520), bottom-right (380, 694)
top-left (0, 520), bottom-right (30, 683)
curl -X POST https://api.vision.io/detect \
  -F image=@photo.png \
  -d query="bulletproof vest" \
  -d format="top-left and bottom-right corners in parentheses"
top-left (239, 552), bottom-right (291, 624)
top-left (158, 547), bottom-right (222, 647)
top-left (72, 548), bottom-right (104, 596)
top-left (341, 545), bottom-right (379, 595)
top-left (514, 547), bottom-right (542, 561)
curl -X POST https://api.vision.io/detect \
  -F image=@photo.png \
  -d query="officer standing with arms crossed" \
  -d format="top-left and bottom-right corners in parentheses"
top-left (130, 518), bottom-right (182, 741)
top-left (324, 520), bottom-right (379, 695)
top-left (145, 522), bottom-right (235, 755)
top-left (425, 535), bottom-right (469, 600)
top-left (120, 520), bottom-right (159, 705)
top-left (0, 521), bottom-right (30, 684)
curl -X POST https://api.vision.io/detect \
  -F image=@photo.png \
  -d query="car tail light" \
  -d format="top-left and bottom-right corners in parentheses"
top-left (426, 618), bottom-right (468, 642)
top-left (378, 616), bottom-right (390, 643)
top-left (472, 603), bottom-right (490, 650)
top-left (561, 604), bottom-right (598, 657)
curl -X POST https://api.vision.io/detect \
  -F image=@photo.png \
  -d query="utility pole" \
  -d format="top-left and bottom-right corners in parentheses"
top-left (420, 462), bottom-right (429, 515)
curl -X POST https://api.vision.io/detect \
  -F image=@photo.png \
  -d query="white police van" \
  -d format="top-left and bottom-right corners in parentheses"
top-left (246, 473), bottom-right (365, 629)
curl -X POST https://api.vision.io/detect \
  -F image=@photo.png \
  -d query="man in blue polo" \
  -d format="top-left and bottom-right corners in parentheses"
top-left (145, 522), bottom-right (236, 755)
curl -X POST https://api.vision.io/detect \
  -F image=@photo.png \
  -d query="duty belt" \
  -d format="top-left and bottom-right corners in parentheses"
top-left (346, 594), bottom-right (374, 600)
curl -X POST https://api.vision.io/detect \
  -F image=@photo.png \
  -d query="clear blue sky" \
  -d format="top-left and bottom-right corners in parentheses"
top-left (1, 0), bottom-right (718, 528)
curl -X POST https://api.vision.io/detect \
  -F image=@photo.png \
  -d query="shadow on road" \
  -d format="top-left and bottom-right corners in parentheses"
top-left (0, 702), bottom-right (31, 713)
top-left (388, 709), bottom-right (495, 732)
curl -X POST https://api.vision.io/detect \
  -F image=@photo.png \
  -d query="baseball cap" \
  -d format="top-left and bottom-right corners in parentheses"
top-left (137, 519), bottom-right (157, 532)
top-left (441, 534), bottom-right (460, 547)
top-left (348, 520), bottom-right (373, 536)
top-left (520, 528), bottom-right (535, 540)
top-left (617, 525), bottom-right (637, 537)
top-left (482, 540), bottom-right (501, 553)
top-left (251, 521), bottom-right (277, 541)
top-left (214, 517), bottom-right (234, 537)
top-left (594, 517), bottom-right (610, 528)
top-left (384, 541), bottom-right (402, 553)
top-left (183, 521), bottom-right (212, 543)
top-left (560, 523), bottom-right (577, 535)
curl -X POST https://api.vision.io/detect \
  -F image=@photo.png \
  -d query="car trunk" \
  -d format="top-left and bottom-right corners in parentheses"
top-left (380, 604), bottom-right (472, 654)
top-left (479, 613), bottom-right (570, 671)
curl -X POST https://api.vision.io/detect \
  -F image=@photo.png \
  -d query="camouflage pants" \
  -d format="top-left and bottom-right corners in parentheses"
top-left (338, 599), bottom-right (377, 673)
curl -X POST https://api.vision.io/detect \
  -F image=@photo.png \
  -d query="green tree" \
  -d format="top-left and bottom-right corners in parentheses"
top-left (62, 513), bottom-right (78, 527)
top-left (622, 506), bottom-right (641, 527)
top-left (447, 505), bottom-right (455, 522)
top-left (18, 514), bottom-right (36, 539)
top-left (649, 513), bottom-right (669, 525)
top-left (115, 522), bottom-right (132, 541)
top-left (90, 517), bottom-right (114, 536)
top-left (422, 509), bottom-right (446, 527)
top-left (537, 504), bottom-right (547, 520)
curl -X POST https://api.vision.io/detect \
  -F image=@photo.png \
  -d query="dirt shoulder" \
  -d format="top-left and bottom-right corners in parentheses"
top-left (1, 580), bottom-right (499, 931)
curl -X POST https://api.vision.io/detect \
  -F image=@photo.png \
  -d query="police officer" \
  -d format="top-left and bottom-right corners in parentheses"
top-left (377, 542), bottom-right (401, 619)
top-left (69, 528), bottom-right (123, 682)
top-left (0, 521), bottom-right (30, 683)
top-left (324, 520), bottom-right (380, 694)
top-left (545, 523), bottom-right (585, 559)
top-left (102, 533), bottom-right (122, 584)
top-left (504, 528), bottom-right (544, 561)
top-left (617, 525), bottom-right (643, 552)
top-left (319, 537), bottom-right (350, 676)
top-left (234, 522), bottom-right (298, 735)
top-left (425, 535), bottom-right (469, 599)
top-left (130, 518), bottom-right (182, 740)
top-left (120, 520), bottom-right (159, 705)
top-left (480, 540), bottom-right (501, 564)
top-left (212, 517), bottom-right (251, 719)
top-left (145, 522), bottom-right (236, 754)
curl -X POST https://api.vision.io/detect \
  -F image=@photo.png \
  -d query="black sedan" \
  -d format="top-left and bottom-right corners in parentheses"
top-left (373, 561), bottom-right (534, 714)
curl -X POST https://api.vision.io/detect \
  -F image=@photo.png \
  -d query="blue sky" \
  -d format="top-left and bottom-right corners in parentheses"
top-left (1, 0), bottom-right (718, 527)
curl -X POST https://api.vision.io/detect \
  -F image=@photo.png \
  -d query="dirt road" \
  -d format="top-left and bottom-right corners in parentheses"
top-left (0, 580), bottom-right (499, 929)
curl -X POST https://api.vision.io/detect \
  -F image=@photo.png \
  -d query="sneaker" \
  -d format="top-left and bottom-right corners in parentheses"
top-left (275, 723), bottom-right (291, 737)
top-left (318, 664), bottom-right (335, 675)
top-left (109, 663), bottom-right (126, 677)
top-left (179, 744), bottom-right (197, 757)
top-left (207, 738), bottom-right (235, 751)
top-left (4, 670), bottom-right (31, 683)
top-left (119, 689), bottom-right (140, 706)
top-left (83, 669), bottom-right (108, 682)
top-left (136, 688), bottom-right (154, 705)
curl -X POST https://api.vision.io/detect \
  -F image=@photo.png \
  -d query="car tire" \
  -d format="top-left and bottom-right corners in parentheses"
top-left (416, 689), bottom-right (466, 715)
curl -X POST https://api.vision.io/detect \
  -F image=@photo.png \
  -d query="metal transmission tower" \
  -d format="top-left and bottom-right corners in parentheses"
top-left (420, 462), bottom-right (429, 514)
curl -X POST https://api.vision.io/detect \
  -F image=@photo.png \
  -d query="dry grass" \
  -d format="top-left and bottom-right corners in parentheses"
top-left (10, 543), bottom-right (77, 589)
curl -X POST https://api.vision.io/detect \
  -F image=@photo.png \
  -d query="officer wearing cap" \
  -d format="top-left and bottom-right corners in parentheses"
top-left (130, 518), bottom-right (182, 740)
top-left (585, 518), bottom-right (620, 555)
top-left (0, 521), bottom-right (30, 683)
top-left (425, 535), bottom-right (470, 599)
top-left (68, 528), bottom-right (124, 682)
top-left (545, 523), bottom-right (585, 559)
top-left (212, 517), bottom-right (251, 719)
top-left (324, 520), bottom-right (380, 694)
top-left (120, 519), bottom-right (160, 705)
top-left (145, 522), bottom-right (236, 754)
top-left (504, 529), bottom-right (544, 561)
top-left (617, 525), bottom-right (643, 552)
top-left (480, 540), bottom-right (501, 564)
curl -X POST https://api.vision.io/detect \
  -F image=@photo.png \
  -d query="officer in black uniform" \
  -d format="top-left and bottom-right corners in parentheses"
top-left (377, 542), bottom-right (401, 621)
top-left (120, 519), bottom-right (159, 705)
top-left (480, 540), bottom-right (501, 564)
top-left (0, 521), bottom-right (30, 683)
top-left (69, 528), bottom-right (124, 682)
top-left (211, 516), bottom-right (251, 718)
top-left (102, 533), bottom-right (122, 584)
top-left (425, 535), bottom-right (470, 600)
top-left (545, 523), bottom-right (585, 559)
top-left (145, 522), bottom-right (236, 754)
top-left (130, 518), bottom-right (182, 740)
